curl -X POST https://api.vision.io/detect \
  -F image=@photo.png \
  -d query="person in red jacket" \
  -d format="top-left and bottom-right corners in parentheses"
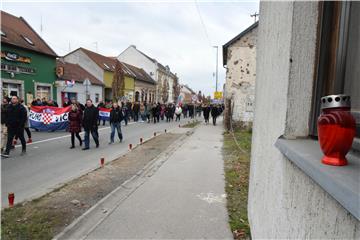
top-left (68, 104), bottom-right (83, 149)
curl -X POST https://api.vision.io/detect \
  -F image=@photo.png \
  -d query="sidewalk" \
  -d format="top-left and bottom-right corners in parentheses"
top-left (60, 120), bottom-right (232, 239)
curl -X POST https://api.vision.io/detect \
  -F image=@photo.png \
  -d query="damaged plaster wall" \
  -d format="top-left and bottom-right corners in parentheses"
top-left (225, 27), bottom-right (257, 122)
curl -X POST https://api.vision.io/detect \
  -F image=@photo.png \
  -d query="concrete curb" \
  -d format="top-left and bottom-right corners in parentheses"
top-left (53, 128), bottom-right (194, 240)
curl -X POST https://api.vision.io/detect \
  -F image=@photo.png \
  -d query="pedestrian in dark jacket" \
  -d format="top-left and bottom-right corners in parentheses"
top-left (82, 99), bottom-right (99, 150)
top-left (151, 103), bottom-right (158, 123)
top-left (211, 105), bottom-right (219, 126)
top-left (68, 104), bottom-right (83, 149)
top-left (109, 102), bottom-right (124, 144)
top-left (188, 104), bottom-right (194, 119)
top-left (2, 96), bottom-right (27, 158)
top-left (203, 104), bottom-right (211, 124)
top-left (156, 103), bottom-right (161, 122)
top-left (121, 102), bottom-right (129, 126)
top-left (1, 98), bottom-right (9, 152)
top-left (133, 101), bottom-right (140, 122)
top-left (165, 104), bottom-right (172, 122)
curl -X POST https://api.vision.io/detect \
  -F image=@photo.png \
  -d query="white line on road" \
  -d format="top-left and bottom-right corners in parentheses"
top-left (15, 122), bottom-right (137, 147)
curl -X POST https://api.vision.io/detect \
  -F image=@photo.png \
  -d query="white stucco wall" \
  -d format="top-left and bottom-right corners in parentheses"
top-left (56, 83), bottom-right (103, 106)
top-left (64, 50), bottom-right (104, 82)
top-left (248, 1), bottom-right (360, 239)
top-left (225, 27), bottom-right (257, 122)
top-left (118, 46), bottom-right (157, 80)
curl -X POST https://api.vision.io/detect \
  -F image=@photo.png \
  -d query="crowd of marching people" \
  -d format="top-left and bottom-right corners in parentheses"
top-left (1, 95), bottom-right (223, 158)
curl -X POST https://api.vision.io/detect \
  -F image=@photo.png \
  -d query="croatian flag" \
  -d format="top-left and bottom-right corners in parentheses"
top-left (29, 106), bottom-right (71, 131)
top-left (99, 107), bottom-right (111, 121)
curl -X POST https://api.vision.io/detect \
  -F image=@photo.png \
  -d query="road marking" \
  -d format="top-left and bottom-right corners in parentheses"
top-left (196, 192), bottom-right (226, 204)
top-left (15, 122), bottom-right (137, 147)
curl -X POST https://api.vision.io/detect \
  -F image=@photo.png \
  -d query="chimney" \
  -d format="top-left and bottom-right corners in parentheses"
top-left (130, 45), bottom-right (136, 49)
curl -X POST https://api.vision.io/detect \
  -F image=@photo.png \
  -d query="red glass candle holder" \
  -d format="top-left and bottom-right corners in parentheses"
top-left (317, 94), bottom-right (356, 166)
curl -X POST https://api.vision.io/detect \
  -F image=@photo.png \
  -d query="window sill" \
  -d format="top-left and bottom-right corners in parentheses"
top-left (275, 137), bottom-right (360, 220)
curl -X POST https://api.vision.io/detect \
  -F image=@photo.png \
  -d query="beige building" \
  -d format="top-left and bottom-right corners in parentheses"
top-left (118, 45), bottom-right (179, 103)
top-left (223, 22), bottom-right (258, 128)
top-left (122, 63), bottom-right (156, 103)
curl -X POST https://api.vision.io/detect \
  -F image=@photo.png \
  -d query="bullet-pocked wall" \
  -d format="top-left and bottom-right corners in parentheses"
top-left (225, 27), bottom-right (257, 123)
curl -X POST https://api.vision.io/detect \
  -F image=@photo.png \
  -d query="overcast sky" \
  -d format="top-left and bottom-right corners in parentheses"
top-left (2, 1), bottom-right (259, 96)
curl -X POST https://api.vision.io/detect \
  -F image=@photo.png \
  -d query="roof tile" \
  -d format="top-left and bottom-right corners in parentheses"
top-left (1, 11), bottom-right (57, 57)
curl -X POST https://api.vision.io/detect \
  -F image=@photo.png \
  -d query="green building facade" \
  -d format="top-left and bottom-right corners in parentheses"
top-left (1, 10), bottom-right (58, 105)
top-left (1, 44), bottom-right (57, 105)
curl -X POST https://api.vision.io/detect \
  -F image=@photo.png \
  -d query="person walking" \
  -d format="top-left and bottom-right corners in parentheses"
top-left (14, 100), bottom-right (32, 144)
top-left (1, 97), bottom-right (9, 153)
top-left (82, 99), bottom-right (99, 150)
top-left (151, 103), bottom-right (158, 123)
top-left (1, 96), bottom-right (27, 158)
top-left (97, 100), bottom-right (105, 125)
top-left (211, 104), bottom-right (219, 126)
top-left (139, 102), bottom-right (146, 122)
top-left (182, 104), bottom-right (188, 118)
top-left (156, 103), bottom-right (161, 122)
top-left (188, 104), bottom-right (194, 119)
top-left (160, 104), bottom-right (166, 121)
top-left (133, 101), bottom-right (140, 122)
top-left (21, 100), bottom-right (32, 143)
top-left (109, 102), bottom-right (124, 144)
top-left (203, 104), bottom-right (211, 124)
top-left (165, 104), bottom-right (171, 122)
top-left (121, 102), bottom-right (129, 126)
top-left (68, 104), bottom-right (83, 149)
top-left (175, 105), bottom-right (182, 121)
top-left (144, 102), bottom-right (151, 123)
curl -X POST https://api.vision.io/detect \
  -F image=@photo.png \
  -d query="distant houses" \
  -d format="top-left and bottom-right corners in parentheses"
top-left (1, 11), bottom-right (182, 106)
top-left (118, 45), bottom-right (179, 103)
top-left (179, 84), bottom-right (196, 104)
top-left (222, 21), bottom-right (258, 129)
top-left (55, 60), bottom-right (104, 106)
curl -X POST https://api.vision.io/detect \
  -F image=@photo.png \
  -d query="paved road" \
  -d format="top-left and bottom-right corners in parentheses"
top-left (1, 118), bottom-right (193, 206)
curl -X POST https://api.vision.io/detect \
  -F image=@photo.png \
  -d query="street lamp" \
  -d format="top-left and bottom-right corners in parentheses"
top-left (213, 46), bottom-right (219, 93)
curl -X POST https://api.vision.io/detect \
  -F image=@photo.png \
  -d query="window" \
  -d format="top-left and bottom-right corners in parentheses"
top-left (22, 35), bottom-right (34, 45)
top-left (311, 1), bottom-right (360, 139)
top-left (36, 85), bottom-right (51, 100)
top-left (103, 63), bottom-right (110, 69)
top-left (95, 93), bottom-right (99, 103)
top-left (2, 83), bottom-right (21, 99)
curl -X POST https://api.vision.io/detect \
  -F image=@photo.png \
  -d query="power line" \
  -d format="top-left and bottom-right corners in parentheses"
top-left (194, 0), bottom-right (212, 47)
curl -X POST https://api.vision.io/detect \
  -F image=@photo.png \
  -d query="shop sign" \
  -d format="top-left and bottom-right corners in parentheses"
top-left (1, 51), bottom-right (31, 64)
top-left (214, 91), bottom-right (223, 100)
top-left (1, 63), bottom-right (36, 74)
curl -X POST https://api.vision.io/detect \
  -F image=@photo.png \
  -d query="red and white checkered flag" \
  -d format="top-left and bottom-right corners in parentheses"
top-left (42, 109), bottom-right (54, 125)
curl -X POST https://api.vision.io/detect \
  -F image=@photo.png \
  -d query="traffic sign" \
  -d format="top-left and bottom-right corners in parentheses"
top-left (191, 94), bottom-right (198, 103)
top-left (214, 91), bottom-right (223, 99)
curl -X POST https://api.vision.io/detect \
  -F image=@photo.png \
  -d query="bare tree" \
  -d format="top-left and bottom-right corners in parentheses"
top-left (112, 60), bottom-right (125, 102)
top-left (162, 78), bottom-right (169, 103)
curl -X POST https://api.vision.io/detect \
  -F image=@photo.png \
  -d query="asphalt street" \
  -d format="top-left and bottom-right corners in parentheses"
top-left (1, 117), bottom-right (192, 207)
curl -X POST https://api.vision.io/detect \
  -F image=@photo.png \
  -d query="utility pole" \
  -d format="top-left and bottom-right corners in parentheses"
top-left (40, 15), bottom-right (43, 36)
top-left (250, 12), bottom-right (259, 22)
top-left (213, 46), bottom-right (219, 93)
top-left (93, 42), bottom-right (98, 52)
